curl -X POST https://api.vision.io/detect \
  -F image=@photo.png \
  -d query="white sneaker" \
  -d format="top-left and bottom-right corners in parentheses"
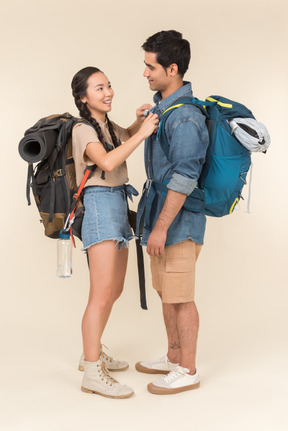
top-left (135, 355), bottom-right (178, 374)
top-left (147, 366), bottom-right (200, 395)
top-left (79, 345), bottom-right (129, 372)
top-left (81, 359), bottom-right (134, 399)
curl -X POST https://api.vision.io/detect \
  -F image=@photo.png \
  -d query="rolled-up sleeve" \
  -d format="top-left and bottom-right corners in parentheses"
top-left (166, 108), bottom-right (209, 196)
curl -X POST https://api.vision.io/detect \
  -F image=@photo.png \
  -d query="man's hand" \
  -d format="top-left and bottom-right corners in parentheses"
top-left (146, 189), bottom-right (187, 257)
top-left (146, 224), bottom-right (167, 256)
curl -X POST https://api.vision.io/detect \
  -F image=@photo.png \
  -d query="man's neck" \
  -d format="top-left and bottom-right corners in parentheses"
top-left (161, 80), bottom-right (184, 101)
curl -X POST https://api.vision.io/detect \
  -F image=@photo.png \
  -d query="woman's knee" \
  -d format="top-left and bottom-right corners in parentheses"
top-left (111, 284), bottom-right (124, 302)
top-left (88, 286), bottom-right (115, 311)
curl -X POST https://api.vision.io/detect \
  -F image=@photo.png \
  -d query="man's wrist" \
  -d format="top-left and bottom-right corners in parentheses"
top-left (154, 218), bottom-right (169, 233)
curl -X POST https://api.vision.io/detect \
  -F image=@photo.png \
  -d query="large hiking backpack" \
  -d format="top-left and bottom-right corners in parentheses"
top-left (18, 113), bottom-right (95, 240)
top-left (157, 95), bottom-right (270, 217)
top-left (19, 114), bottom-right (147, 309)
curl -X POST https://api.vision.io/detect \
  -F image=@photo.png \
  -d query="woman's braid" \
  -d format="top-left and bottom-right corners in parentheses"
top-left (75, 99), bottom-right (110, 152)
top-left (106, 116), bottom-right (121, 148)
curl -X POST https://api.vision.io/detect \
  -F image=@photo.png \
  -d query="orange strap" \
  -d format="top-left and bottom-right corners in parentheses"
top-left (68, 166), bottom-right (96, 248)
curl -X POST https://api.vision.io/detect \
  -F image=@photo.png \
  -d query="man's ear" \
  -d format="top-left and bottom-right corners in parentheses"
top-left (168, 63), bottom-right (179, 77)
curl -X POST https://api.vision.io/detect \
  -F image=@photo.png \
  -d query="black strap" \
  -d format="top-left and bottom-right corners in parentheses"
top-left (26, 164), bottom-right (33, 206)
top-left (49, 177), bottom-right (55, 223)
top-left (135, 238), bottom-right (147, 309)
top-left (127, 207), bottom-right (147, 310)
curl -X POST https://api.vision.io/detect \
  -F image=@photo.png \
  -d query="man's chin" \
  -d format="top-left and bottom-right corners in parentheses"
top-left (149, 83), bottom-right (157, 91)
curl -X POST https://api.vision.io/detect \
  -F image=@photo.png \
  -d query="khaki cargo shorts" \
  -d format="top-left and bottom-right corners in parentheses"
top-left (150, 240), bottom-right (202, 304)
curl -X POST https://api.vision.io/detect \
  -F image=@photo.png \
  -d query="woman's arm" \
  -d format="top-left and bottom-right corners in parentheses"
top-left (85, 112), bottom-right (158, 172)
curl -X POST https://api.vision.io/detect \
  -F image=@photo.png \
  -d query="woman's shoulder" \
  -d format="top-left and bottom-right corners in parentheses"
top-left (72, 122), bottom-right (99, 141)
top-left (72, 121), bottom-right (95, 134)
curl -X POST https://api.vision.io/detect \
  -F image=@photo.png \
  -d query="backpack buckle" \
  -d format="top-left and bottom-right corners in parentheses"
top-left (53, 169), bottom-right (64, 177)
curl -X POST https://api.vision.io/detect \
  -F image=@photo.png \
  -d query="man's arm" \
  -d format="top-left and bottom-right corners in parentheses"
top-left (146, 189), bottom-right (186, 256)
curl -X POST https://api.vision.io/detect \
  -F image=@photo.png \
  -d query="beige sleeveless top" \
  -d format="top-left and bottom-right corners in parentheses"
top-left (72, 118), bottom-right (130, 188)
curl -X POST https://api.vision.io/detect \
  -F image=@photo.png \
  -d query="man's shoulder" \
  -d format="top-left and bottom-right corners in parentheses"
top-left (165, 102), bottom-right (206, 128)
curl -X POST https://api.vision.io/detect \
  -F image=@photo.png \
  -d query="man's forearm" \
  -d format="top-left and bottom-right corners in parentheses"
top-left (155, 189), bottom-right (187, 232)
top-left (147, 189), bottom-right (187, 256)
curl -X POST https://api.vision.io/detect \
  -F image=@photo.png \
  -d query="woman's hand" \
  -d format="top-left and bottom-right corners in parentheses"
top-left (136, 104), bottom-right (153, 123)
top-left (137, 112), bottom-right (159, 140)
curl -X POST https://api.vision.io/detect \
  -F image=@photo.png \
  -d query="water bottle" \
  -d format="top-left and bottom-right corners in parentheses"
top-left (57, 229), bottom-right (72, 278)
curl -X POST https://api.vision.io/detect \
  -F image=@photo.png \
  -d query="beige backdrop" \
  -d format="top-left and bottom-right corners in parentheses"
top-left (1, 0), bottom-right (287, 430)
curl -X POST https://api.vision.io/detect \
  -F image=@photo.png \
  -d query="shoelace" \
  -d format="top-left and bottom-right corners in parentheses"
top-left (163, 366), bottom-right (189, 383)
top-left (97, 362), bottom-right (118, 386)
top-left (100, 344), bottom-right (114, 364)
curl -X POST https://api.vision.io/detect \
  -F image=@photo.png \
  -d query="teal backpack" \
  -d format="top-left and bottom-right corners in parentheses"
top-left (157, 95), bottom-right (268, 217)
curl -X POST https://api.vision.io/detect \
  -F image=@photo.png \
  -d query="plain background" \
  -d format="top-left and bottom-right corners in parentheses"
top-left (1, 0), bottom-right (287, 430)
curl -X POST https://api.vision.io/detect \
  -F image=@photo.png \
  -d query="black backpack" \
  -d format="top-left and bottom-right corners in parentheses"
top-left (18, 113), bottom-right (96, 240)
top-left (19, 113), bottom-right (147, 308)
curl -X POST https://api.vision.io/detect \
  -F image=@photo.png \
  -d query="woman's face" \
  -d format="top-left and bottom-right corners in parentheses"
top-left (81, 72), bottom-right (114, 121)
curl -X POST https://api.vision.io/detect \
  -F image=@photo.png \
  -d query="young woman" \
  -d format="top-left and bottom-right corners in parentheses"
top-left (71, 66), bottom-right (158, 399)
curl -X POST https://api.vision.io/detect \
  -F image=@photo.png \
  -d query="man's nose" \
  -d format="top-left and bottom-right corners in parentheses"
top-left (143, 66), bottom-right (149, 77)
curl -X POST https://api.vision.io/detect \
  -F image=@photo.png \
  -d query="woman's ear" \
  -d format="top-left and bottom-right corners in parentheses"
top-left (80, 96), bottom-right (87, 104)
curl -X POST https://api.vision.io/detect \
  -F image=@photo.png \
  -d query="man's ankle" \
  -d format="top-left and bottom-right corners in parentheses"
top-left (167, 353), bottom-right (180, 364)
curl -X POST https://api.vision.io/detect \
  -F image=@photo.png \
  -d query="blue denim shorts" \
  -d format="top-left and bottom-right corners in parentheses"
top-left (81, 185), bottom-right (137, 250)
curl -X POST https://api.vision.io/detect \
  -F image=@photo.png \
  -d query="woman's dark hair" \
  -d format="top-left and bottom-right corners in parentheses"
top-left (71, 66), bottom-right (120, 150)
top-left (142, 30), bottom-right (190, 77)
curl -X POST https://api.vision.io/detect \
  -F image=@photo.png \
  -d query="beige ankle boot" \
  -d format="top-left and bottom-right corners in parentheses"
top-left (79, 345), bottom-right (129, 372)
top-left (81, 359), bottom-right (134, 399)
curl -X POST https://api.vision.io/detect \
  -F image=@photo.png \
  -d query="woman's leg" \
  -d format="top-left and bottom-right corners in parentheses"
top-left (99, 245), bottom-right (129, 335)
top-left (82, 241), bottom-right (128, 362)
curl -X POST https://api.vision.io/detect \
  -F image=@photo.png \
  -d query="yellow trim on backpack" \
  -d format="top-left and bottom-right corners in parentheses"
top-left (206, 97), bottom-right (233, 108)
top-left (229, 197), bottom-right (239, 214)
top-left (163, 104), bottom-right (184, 115)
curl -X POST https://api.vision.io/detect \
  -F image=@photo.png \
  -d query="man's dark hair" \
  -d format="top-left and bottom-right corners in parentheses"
top-left (142, 30), bottom-right (190, 77)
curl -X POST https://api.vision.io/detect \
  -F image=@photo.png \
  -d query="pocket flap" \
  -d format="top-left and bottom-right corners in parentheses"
top-left (166, 258), bottom-right (193, 273)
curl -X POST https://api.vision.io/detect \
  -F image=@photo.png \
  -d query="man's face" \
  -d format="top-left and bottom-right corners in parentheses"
top-left (143, 52), bottom-right (170, 93)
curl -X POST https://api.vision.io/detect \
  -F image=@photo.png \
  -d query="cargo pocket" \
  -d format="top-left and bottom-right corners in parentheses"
top-left (164, 257), bottom-right (195, 303)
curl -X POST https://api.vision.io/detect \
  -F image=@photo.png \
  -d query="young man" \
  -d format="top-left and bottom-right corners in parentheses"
top-left (136, 30), bottom-right (209, 395)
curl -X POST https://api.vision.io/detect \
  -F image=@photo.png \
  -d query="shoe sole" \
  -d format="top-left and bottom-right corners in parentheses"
top-left (135, 362), bottom-right (170, 375)
top-left (147, 381), bottom-right (200, 395)
top-left (81, 386), bottom-right (134, 399)
top-left (79, 364), bottom-right (129, 372)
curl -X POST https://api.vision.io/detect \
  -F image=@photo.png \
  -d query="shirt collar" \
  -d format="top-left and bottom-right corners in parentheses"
top-left (92, 116), bottom-right (108, 128)
top-left (153, 81), bottom-right (193, 113)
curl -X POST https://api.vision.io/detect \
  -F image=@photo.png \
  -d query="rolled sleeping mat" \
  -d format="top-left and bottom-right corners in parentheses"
top-left (18, 129), bottom-right (58, 163)
top-left (229, 117), bottom-right (271, 153)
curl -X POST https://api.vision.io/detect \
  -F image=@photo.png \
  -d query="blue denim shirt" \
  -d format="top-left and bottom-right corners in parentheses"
top-left (137, 82), bottom-right (209, 246)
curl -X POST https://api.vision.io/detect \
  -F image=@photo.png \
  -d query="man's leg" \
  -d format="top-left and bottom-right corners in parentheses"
top-left (159, 294), bottom-right (181, 364)
top-left (176, 301), bottom-right (199, 374)
top-left (161, 298), bottom-right (199, 374)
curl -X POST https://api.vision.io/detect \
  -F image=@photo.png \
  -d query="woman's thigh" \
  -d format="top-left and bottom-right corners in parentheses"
top-left (87, 240), bottom-right (128, 303)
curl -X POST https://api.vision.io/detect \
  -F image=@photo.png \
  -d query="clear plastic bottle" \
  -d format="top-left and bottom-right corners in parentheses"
top-left (57, 230), bottom-right (72, 278)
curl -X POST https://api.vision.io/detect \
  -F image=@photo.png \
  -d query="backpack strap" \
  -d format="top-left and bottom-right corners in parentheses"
top-left (65, 165), bottom-right (96, 247)
top-left (157, 96), bottom-right (209, 161)
top-left (26, 164), bottom-right (35, 206)
top-left (135, 237), bottom-right (147, 309)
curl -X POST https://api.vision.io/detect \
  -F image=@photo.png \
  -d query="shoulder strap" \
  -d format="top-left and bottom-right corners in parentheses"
top-left (157, 97), bottom-right (209, 160)
top-left (66, 164), bottom-right (96, 247)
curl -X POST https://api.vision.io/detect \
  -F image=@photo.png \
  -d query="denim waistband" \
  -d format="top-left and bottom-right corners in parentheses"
top-left (83, 184), bottom-right (138, 202)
